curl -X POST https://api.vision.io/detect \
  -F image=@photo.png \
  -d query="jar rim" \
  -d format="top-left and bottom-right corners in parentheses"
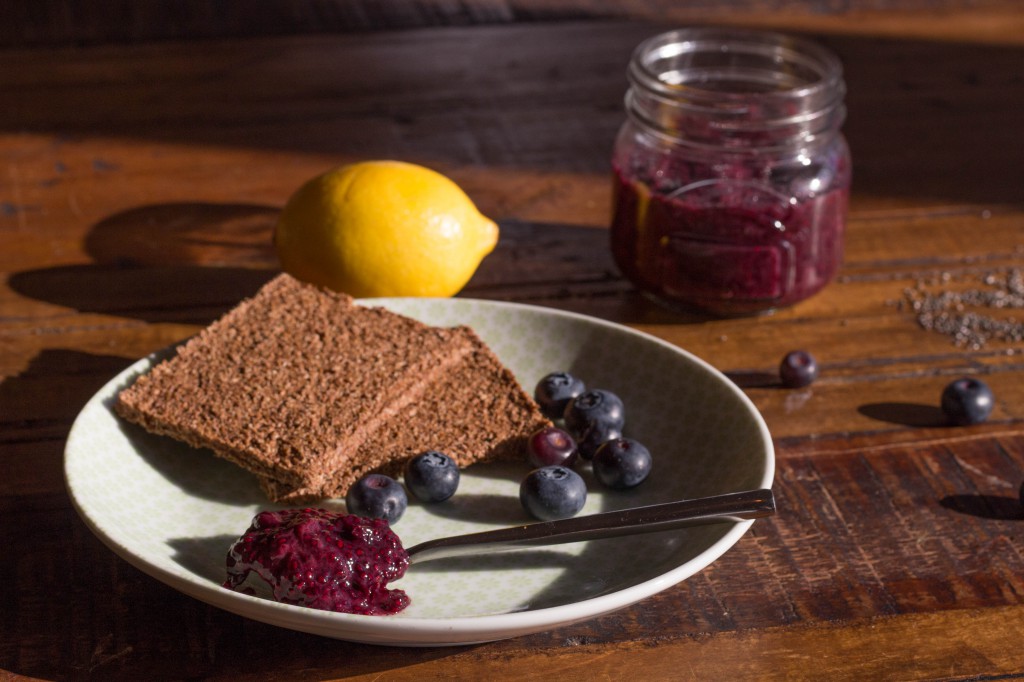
top-left (628, 27), bottom-right (844, 108)
top-left (625, 27), bottom-right (846, 148)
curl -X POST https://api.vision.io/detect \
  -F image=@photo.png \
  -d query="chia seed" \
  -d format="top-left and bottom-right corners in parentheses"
top-left (896, 267), bottom-right (1024, 349)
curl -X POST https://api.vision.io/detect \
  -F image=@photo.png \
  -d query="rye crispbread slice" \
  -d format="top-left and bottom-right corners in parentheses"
top-left (115, 273), bottom-right (550, 501)
top-left (115, 274), bottom-right (475, 490)
top-left (258, 327), bottom-right (552, 503)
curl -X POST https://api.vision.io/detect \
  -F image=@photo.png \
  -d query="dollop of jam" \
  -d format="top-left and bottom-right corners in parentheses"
top-left (223, 508), bottom-right (410, 615)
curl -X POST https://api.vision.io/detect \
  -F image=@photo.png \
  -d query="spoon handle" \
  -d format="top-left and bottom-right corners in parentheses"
top-left (405, 488), bottom-right (775, 564)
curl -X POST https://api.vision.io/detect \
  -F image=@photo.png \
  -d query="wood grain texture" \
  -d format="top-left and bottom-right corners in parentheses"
top-left (3, 0), bottom-right (1023, 47)
top-left (2, 7), bottom-right (1024, 680)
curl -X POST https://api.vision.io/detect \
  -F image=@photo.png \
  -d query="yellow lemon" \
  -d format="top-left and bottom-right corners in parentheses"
top-left (274, 160), bottom-right (499, 298)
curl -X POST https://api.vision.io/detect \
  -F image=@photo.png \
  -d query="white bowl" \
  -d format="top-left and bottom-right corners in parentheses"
top-left (65, 298), bottom-right (774, 646)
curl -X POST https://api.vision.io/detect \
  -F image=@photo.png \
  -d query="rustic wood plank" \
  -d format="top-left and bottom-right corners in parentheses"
top-left (3, 0), bottom-right (1023, 47)
top-left (2, 23), bottom-right (1021, 215)
top-left (317, 606), bottom-right (1024, 681)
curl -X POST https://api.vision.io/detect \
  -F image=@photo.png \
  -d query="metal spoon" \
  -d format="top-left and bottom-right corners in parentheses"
top-left (405, 488), bottom-right (775, 564)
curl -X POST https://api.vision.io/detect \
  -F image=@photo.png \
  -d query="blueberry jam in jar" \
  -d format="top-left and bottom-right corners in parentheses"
top-left (611, 28), bottom-right (851, 315)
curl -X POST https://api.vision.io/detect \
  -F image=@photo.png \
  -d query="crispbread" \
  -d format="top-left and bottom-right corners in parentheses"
top-left (116, 274), bottom-right (475, 489)
top-left (115, 273), bottom-right (550, 501)
top-left (259, 326), bottom-right (552, 503)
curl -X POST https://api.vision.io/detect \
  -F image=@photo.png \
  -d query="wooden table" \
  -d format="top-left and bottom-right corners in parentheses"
top-left (3, 4), bottom-right (1024, 679)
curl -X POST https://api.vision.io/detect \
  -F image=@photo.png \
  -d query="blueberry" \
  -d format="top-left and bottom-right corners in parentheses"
top-left (941, 377), bottom-right (994, 426)
top-left (576, 420), bottom-right (623, 461)
top-left (534, 372), bottom-right (586, 420)
top-left (345, 474), bottom-right (408, 524)
top-left (593, 438), bottom-right (652, 489)
top-left (519, 466), bottom-right (587, 521)
top-left (779, 350), bottom-right (818, 388)
top-left (404, 450), bottom-right (460, 503)
top-left (564, 389), bottom-right (625, 437)
top-left (527, 426), bottom-right (578, 468)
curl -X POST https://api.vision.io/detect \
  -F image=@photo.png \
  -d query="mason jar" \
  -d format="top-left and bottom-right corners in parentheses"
top-left (610, 27), bottom-right (851, 316)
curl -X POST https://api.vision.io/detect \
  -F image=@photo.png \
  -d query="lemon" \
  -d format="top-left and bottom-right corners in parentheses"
top-left (274, 160), bottom-right (499, 298)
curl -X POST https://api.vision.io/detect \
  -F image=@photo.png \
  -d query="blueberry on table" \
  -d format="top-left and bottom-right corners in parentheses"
top-left (404, 450), bottom-right (460, 503)
top-left (941, 377), bottom-right (994, 426)
top-left (563, 389), bottom-right (625, 437)
top-left (519, 466), bottom-right (587, 521)
top-left (534, 372), bottom-right (586, 420)
top-left (779, 350), bottom-right (818, 388)
top-left (346, 474), bottom-right (408, 524)
top-left (593, 438), bottom-right (652, 490)
top-left (527, 426), bottom-right (578, 468)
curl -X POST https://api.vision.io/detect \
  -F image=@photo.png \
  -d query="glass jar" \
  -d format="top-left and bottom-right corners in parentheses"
top-left (610, 27), bottom-right (851, 316)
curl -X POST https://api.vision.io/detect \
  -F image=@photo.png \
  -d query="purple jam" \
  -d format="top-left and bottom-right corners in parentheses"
top-left (610, 162), bottom-right (848, 316)
top-left (223, 508), bottom-right (410, 615)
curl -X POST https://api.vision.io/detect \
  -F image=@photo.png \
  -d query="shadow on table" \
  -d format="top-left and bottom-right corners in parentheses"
top-left (725, 371), bottom-right (782, 389)
top-left (8, 202), bottom-right (685, 326)
top-left (940, 494), bottom-right (1024, 521)
top-left (0, 347), bottom-right (135, 441)
top-left (8, 202), bottom-right (281, 325)
top-left (858, 402), bottom-right (947, 428)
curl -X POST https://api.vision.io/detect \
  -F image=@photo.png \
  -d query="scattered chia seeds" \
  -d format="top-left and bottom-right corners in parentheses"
top-left (896, 267), bottom-right (1024, 349)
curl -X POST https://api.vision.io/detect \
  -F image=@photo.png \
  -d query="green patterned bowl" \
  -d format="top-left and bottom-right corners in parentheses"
top-left (65, 298), bottom-right (774, 646)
